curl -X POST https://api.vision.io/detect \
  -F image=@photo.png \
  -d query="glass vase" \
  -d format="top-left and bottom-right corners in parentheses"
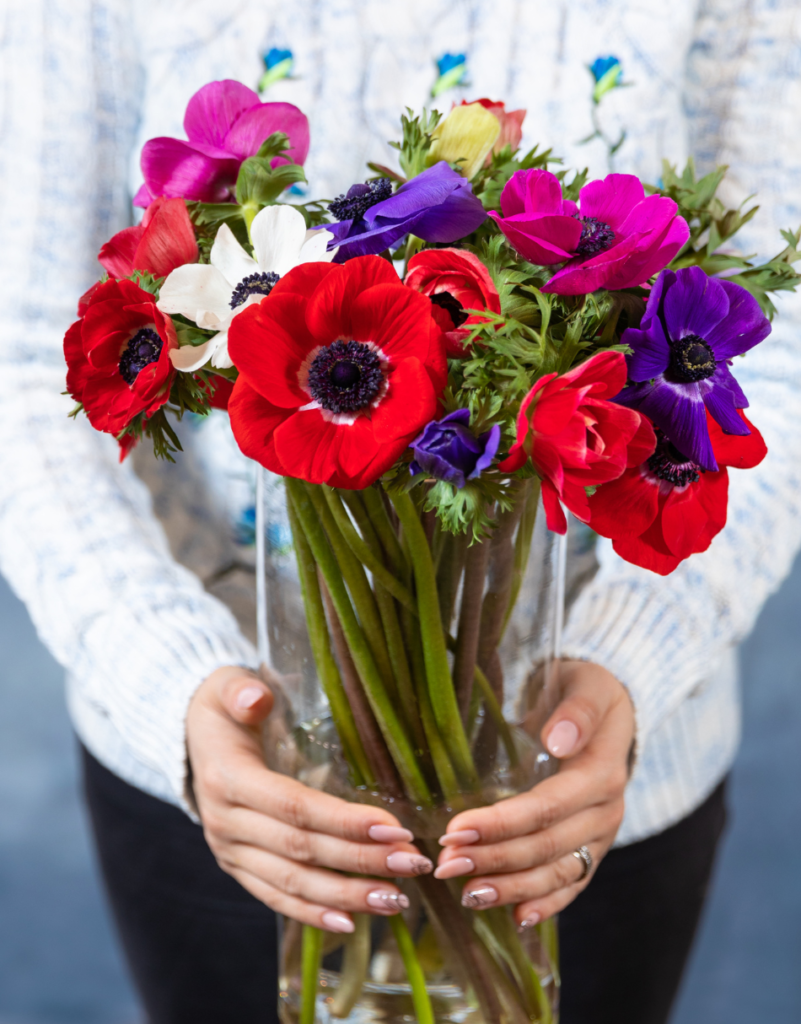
top-left (257, 473), bottom-right (572, 1024)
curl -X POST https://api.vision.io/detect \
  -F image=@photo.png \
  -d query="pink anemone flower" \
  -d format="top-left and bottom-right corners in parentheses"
top-left (134, 80), bottom-right (310, 207)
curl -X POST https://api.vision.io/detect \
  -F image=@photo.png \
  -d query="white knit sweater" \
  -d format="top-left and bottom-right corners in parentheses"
top-left (1, 0), bottom-right (800, 845)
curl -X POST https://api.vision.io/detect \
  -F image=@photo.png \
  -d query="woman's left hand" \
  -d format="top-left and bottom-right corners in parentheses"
top-left (435, 660), bottom-right (634, 927)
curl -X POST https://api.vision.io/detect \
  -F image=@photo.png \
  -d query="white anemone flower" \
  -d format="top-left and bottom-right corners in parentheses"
top-left (158, 204), bottom-right (336, 371)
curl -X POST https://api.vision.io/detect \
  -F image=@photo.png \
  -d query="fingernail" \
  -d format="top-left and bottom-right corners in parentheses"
top-left (386, 851), bottom-right (433, 875)
top-left (519, 912), bottom-right (541, 931)
top-left (321, 911), bottom-right (355, 934)
top-left (366, 890), bottom-right (411, 913)
top-left (434, 857), bottom-right (475, 880)
top-left (368, 824), bottom-right (414, 844)
top-left (438, 829), bottom-right (480, 847)
top-left (235, 685), bottom-right (264, 711)
top-left (462, 885), bottom-right (498, 909)
top-left (546, 720), bottom-right (579, 757)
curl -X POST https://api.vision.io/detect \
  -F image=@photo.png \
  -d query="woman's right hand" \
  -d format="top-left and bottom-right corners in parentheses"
top-left (187, 666), bottom-right (433, 934)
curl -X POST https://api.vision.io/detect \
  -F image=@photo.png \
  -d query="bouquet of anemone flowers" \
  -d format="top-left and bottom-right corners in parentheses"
top-left (65, 79), bottom-right (800, 1024)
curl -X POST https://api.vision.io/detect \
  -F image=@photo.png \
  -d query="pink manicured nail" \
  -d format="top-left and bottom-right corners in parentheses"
top-left (546, 720), bottom-right (579, 757)
top-left (366, 890), bottom-right (411, 913)
top-left (434, 857), bottom-right (475, 880)
top-left (368, 824), bottom-right (414, 844)
top-left (321, 911), bottom-right (355, 933)
top-left (438, 829), bottom-right (480, 847)
top-left (462, 885), bottom-right (499, 909)
top-left (235, 686), bottom-right (264, 710)
top-left (519, 912), bottom-right (541, 931)
top-left (386, 851), bottom-right (433, 875)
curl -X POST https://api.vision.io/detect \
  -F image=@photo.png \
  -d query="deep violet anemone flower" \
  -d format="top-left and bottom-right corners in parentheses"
top-left (490, 169), bottom-right (689, 295)
top-left (325, 162), bottom-right (488, 261)
top-left (410, 409), bottom-right (501, 489)
top-left (615, 266), bottom-right (771, 471)
top-left (133, 80), bottom-right (310, 206)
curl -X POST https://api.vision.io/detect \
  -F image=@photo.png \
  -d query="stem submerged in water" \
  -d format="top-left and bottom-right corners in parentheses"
top-left (300, 926), bottom-right (323, 1024)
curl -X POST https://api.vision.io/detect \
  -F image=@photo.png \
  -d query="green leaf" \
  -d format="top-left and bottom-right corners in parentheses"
top-left (235, 157), bottom-right (306, 206)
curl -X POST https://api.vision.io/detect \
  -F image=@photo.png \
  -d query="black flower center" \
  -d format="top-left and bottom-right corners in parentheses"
top-left (119, 327), bottom-right (163, 385)
top-left (576, 216), bottom-right (615, 256)
top-left (307, 340), bottom-right (384, 413)
top-left (230, 271), bottom-right (280, 309)
top-left (647, 433), bottom-right (703, 487)
top-left (668, 333), bottom-right (716, 383)
top-left (329, 179), bottom-right (393, 222)
top-left (430, 291), bottom-right (468, 328)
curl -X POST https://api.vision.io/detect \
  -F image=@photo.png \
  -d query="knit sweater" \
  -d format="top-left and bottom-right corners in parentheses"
top-left (1, 0), bottom-right (800, 845)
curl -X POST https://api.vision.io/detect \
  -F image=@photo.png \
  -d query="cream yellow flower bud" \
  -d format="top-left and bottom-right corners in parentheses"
top-left (427, 103), bottom-right (501, 181)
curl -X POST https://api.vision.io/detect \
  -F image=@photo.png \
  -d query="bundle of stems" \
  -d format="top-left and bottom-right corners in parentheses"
top-left (284, 476), bottom-right (556, 1024)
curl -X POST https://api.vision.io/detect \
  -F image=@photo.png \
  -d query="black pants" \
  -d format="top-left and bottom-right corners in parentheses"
top-left (81, 745), bottom-right (727, 1024)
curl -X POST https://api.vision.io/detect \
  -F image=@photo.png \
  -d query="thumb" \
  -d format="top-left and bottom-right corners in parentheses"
top-left (541, 660), bottom-right (623, 760)
top-left (207, 665), bottom-right (275, 727)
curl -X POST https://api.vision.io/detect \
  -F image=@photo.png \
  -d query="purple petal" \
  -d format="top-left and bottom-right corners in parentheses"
top-left (140, 138), bottom-right (240, 203)
top-left (619, 378), bottom-right (718, 470)
top-left (662, 266), bottom-right (730, 341)
top-left (578, 174), bottom-right (645, 231)
top-left (705, 279), bottom-right (771, 358)
top-left (710, 361), bottom-right (750, 408)
top-left (622, 320), bottom-right (670, 381)
top-left (441, 409), bottom-right (472, 427)
top-left (183, 80), bottom-right (260, 148)
top-left (224, 102), bottom-right (311, 165)
top-left (471, 423), bottom-right (502, 477)
top-left (409, 187), bottom-right (487, 243)
top-left (702, 381), bottom-right (751, 436)
top-left (640, 269), bottom-right (675, 331)
top-left (414, 451), bottom-right (467, 488)
top-left (371, 163), bottom-right (460, 221)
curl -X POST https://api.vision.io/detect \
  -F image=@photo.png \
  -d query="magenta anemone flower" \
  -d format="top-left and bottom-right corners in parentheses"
top-left (490, 169), bottom-right (689, 295)
top-left (133, 80), bottom-right (310, 207)
top-left (615, 266), bottom-right (771, 471)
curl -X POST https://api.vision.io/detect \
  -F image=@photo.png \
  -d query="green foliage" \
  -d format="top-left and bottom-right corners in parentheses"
top-left (389, 108), bottom-right (443, 179)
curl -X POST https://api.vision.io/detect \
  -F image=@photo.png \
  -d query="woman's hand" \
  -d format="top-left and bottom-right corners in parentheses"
top-left (187, 666), bottom-right (434, 933)
top-left (435, 660), bottom-right (634, 927)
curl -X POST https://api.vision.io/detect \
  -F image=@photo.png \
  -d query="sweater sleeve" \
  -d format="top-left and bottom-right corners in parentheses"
top-left (561, 0), bottom-right (801, 750)
top-left (0, 0), bottom-right (257, 809)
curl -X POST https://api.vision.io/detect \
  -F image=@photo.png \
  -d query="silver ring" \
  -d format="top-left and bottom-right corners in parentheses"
top-left (572, 845), bottom-right (593, 881)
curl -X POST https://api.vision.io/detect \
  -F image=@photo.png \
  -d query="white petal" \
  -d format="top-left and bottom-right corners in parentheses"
top-left (296, 227), bottom-right (337, 266)
top-left (170, 336), bottom-right (221, 372)
top-left (251, 204), bottom-right (308, 276)
top-left (158, 264), bottom-right (232, 323)
top-left (210, 328), bottom-right (233, 368)
top-left (210, 223), bottom-right (258, 286)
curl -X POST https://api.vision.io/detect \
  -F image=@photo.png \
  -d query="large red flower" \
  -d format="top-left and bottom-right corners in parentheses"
top-left (228, 255), bottom-right (447, 488)
top-left (64, 278), bottom-right (177, 457)
top-left (587, 410), bottom-right (767, 575)
top-left (499, 351), bottom-right (655, 533)
top-left (98, 197), bottom-right (199, 280)
top-left (404, 248), bottom-right (501, 356)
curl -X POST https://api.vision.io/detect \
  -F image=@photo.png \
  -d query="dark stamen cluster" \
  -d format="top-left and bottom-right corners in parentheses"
top-left (668, 333), bottom-right (717, 383)
top-left (576, 216), bottom-right (615, 256)
top-left (307, 340), bottom-right (384, 414)
top-left (647, 433), bottom-right (703, 487)
top-left (328, 179), bottom-right (393, 222)
top-left (430, 291), bottom-right (468, 328)
top-left (229, 271), bottom-right (280, 309)
top-left (119, 327), bottom-right (163, 385)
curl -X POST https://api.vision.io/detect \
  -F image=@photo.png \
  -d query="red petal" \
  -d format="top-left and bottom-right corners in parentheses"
top-left (561, 350), bottom-right (628, 399)
top-left (99, 226), bottom-right (143, 278)
top-left (306, 255), bottom-right (400, 343)
top-left (228, 378), bottom-right (289, 472)
top-left (271, 260), bottom-right (338, 299)
top-left (709, 409), bottom-right (767, 469)
top-left (587, 467), bottom-right (660, 540)
top-left (612, 534), bottom-right (682, 575)
top-left (371, 357), bottom-right (437, 443)
top-left (659, 484), bottom-right (709, 558)
top-left (626, 414), bottom-right (657, 468)
top-left (498, 444), bottom-right (527, 472)
top-left (64, 320), bottom-right (92, 403)
top-left (541, 479), bottom-right (568, 533)
top-left (273, 409), bottom-right (348, 484)
top-left (134, 198), bottom-right (199, 277)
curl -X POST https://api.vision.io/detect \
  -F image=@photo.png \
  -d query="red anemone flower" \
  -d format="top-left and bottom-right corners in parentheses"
top-left (404, 248), bottom-right (501, 356)
top-left (228, 255), bottom-right (447, 488)
top-left (587, 410), bottom-right (767, 575)
top-left (64, 278), bottom-right (177, 458)
top-left (499, 351), bottom-right (655, 533)
top-left (98, 197), bottom-right (199, 280)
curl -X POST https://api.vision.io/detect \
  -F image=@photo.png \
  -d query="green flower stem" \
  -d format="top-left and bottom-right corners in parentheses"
top-left (389, 915), bottom-right (435, 1024)
top-left (300, 925), bottom-right (323, 1024)
top-left (483, 909), bottom-right (551, 1023)
top-left (358, 486), bottom-right (407, 579)
top-left (501, 478), bottom-right (541, 639)
top-left (435, 530), bottom-right (469, 635)
top-left (286, 479), bottom-right (432, 805)
top-left (330, 914), bottom-right (371, 1019)
top-left (416, 666), bottom-right (460, 800)
top-left (323, 487), bottom-right (417, 614)
top-left (287, 494), bottom-right (372, 786)
top-left (389, 491), bottom-right (479, 791)
top-left (306, 485), bottom-right (398, 702)
top-left (243, 201), bottom-right (260, 240)
top-left (472, 662), bottom-right (519, 769)
top-left (538, 916), bottom-right (561, 987)
top-left (452, 536), bottom-right (491, 721)
top-left (374, 581), bottom-right (428, 755)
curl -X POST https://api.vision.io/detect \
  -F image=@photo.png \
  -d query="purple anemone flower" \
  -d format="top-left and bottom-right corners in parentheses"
top-left (615, 266), bottom-right (771, 470)
top-left (325, 162), bottom-right (488, 261)
top-left (409, 409), bottom-right (501, 489)
top-left (134, 80), bottom-right (310, 207)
